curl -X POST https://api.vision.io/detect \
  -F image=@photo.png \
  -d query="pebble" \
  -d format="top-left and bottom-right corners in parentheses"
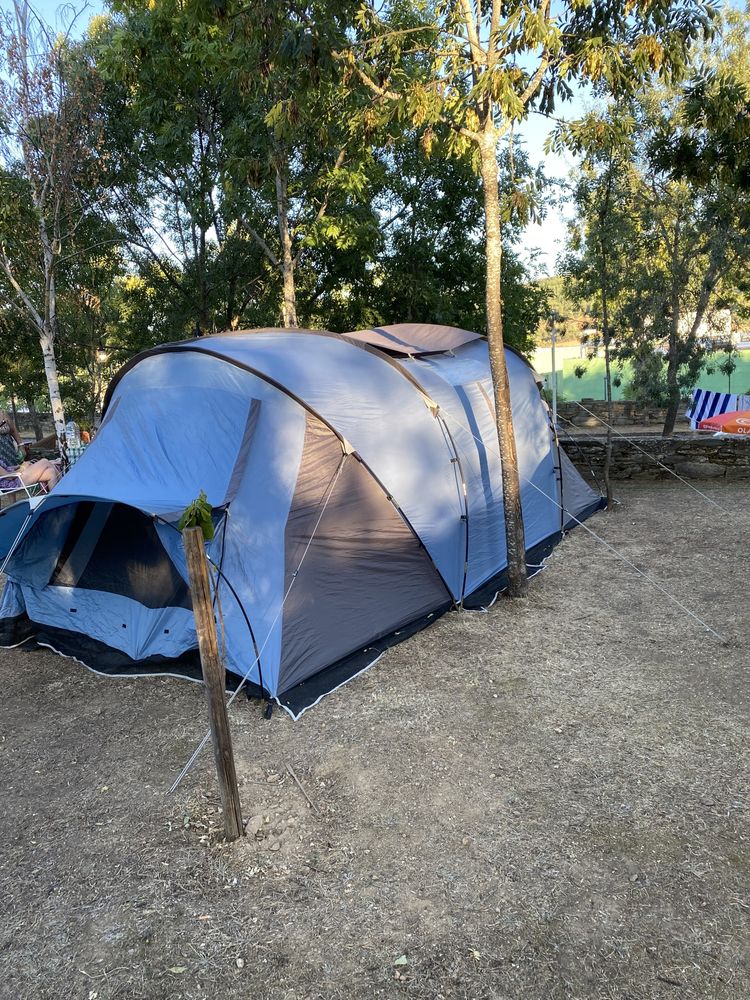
top-left (246, 814), bottom-right (264, 837)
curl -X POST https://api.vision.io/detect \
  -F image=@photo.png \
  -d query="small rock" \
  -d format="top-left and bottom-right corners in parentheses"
top-left (246, 814), bottom-right (264, 837)
top-left (235, 957), bottom-right (245, 969)
top-left (269, 841), bottom-right (281, 852)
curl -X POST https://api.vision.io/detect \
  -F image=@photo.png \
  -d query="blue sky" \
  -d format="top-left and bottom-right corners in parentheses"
top-left (2, 0), bottom-right (595, 276)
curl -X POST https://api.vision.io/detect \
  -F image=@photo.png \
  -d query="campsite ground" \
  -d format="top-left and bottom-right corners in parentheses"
top-left (0, 481), bottom-right (747, 1000)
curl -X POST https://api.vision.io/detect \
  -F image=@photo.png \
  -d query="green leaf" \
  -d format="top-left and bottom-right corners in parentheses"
top-left (178, 491), bottom-right (215, 541)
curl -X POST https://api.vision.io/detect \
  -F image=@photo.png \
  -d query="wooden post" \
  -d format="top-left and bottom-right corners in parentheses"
top-left (182, 525), bottom-right (244, 841)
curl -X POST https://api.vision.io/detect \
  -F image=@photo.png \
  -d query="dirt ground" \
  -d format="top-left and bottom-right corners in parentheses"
top-left (0, 481), bottom-right (747, 1000)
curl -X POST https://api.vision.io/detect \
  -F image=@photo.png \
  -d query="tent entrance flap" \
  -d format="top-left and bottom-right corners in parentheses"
top-left (5, 499), bottom-right (200, 664)
top-left (8, 500), bottom-right (191, 611)
top-left (47, 501), bottom-right (192, 609)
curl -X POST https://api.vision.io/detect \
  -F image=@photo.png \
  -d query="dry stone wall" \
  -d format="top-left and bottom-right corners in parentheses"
top-left (557, 399), bottom-right (689, 428)
top-left (566, 434), bottom-right (750, 482)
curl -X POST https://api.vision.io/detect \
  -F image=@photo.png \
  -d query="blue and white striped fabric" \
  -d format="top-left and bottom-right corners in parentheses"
top-left (686, 389), bottom-right (737, 429)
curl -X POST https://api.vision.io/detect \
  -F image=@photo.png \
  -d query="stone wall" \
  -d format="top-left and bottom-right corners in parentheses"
top-left (9, 412), bottom-right (54, 439)
top-left (566, 434), bottom-right (750, 482)
top-left (557, 399), bottom-right (689, 428)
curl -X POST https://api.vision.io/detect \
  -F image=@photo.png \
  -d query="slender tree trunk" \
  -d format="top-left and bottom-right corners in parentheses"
top-left (662, 278), bottom-right (681, 437)
top-left (40, 330), bottom-right (66, 456)
top-left (599, 237), bottom-right (615, 508)
top-left (601, 301), bottom-right (614, 510)
top-left (275, 162), bottom-right (298, 329)
top-left (478, 131), bottom-right (528, 598)
top-left (10, 394), bottom-right (18, 427)
top-left (226, 274), bottom-right (236, 331)
top-left (46, 260), bottom-right (68, 461)
top-left (199, 226), bottom-right (210, 332)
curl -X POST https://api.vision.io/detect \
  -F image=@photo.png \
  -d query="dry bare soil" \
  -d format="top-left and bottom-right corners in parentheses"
top-left (0, 482), bottom-right (747, 1000)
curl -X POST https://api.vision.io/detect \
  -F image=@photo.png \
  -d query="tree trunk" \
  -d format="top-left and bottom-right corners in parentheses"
top-left (478, 132), bottom-right (528, 598)
top-left (602, 313), bottom-right (614, 510)
top-left (40, 330), bottom-right (67, 460)
top-left (599, 238), bottom-right (614, 510)
top-left (662, 281), bottom-right (681, 437)
top-left (275, 162), bottom-right (298, 329)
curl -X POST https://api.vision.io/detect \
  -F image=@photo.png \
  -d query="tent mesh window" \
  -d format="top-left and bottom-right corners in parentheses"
top-left (49, 502), bottom-right (191, 610)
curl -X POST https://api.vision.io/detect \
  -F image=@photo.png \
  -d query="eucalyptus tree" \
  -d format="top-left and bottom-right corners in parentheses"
top-left (560, 99), bottom-right (750, 433)
top-left (557, 113), bottom-right (641, 505)
top-left (556, 7), bottom-right (750, 436)
top-left (0, 1), bottom-right (107, 456)
top-left (345, 0), bottom-right (716, 595)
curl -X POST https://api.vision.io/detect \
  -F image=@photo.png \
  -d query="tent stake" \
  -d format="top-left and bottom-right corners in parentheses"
top-left (182, 525), bottom-right (244, 841)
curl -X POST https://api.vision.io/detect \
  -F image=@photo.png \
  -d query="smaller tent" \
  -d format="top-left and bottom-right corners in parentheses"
top-left (0, 325), bottom-right (604, 717)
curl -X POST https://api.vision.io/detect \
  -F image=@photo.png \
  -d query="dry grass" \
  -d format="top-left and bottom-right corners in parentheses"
top-left (0, 482), bottom-right (747, 1000)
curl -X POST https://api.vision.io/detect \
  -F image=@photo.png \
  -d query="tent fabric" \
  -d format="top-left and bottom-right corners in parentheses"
top-left (0, 325), bottom-right (604, 717)
top-left (345, 323), bottom-right (481, 355)
top-left (278, 414), bottom-right (450, 694)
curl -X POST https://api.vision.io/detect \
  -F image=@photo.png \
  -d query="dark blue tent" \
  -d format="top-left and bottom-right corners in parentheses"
top-left (0, 325), bottom-right (603, 717)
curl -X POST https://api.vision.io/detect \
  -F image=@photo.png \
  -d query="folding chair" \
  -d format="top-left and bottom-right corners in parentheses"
top-left (0, 476), bottom-right (45, 511)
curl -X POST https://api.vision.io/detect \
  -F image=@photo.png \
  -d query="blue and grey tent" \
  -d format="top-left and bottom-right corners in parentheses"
top-left (0, 324), bottom-right (603, 717)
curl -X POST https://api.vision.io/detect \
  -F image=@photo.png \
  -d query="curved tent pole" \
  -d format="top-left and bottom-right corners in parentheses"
top-left (435, 413), bottom-right (470, 604)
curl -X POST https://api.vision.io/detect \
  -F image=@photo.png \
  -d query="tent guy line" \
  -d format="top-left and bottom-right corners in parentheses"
top-left (569, 400), bottom-right (738, 517)
top-left (440, 409), bottom-right (726, 644)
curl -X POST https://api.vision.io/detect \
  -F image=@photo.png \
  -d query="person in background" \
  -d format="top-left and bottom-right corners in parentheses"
top-left (0, 455), bottom-right (61, 491)
top-left (0, 410), bottom-right (60, 491)
top-left (0, 410), bottom-right (24, 468)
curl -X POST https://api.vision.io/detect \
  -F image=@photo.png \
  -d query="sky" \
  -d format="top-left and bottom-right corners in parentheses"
top-left (515, 110), bottom-right (584, 278)
top-left (2, 0), bottom-right (592, 277)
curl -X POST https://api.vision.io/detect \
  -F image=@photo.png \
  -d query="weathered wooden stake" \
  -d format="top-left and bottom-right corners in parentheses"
top-left (182, 525), bottom-right (244, 841)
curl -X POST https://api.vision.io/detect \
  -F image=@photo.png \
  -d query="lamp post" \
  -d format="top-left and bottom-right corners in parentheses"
top-left (548, 310), bottom-right (563, 428)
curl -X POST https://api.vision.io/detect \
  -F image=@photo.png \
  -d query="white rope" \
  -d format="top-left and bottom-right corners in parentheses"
top-left (523, 475), bottom-right (725, 641)
top-left (569, 400), bottom-right (737, 517)
top-left (168, 452), bottom-right (349, 794)
top-left (439, 410), bottom-right (726, 643)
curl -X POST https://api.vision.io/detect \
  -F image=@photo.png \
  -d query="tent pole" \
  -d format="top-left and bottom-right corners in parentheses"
top-left (183, 525), bottom-right (244, 841)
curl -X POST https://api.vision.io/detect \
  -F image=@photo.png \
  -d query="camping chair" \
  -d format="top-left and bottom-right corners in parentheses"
top-left (0, 474), bottom-right (45, 511)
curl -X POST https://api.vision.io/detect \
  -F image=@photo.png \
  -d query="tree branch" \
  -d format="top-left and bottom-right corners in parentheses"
top-left (460, 0), bottom-right (487, 69)
top-left (0, 245), bottom-right (45, 335)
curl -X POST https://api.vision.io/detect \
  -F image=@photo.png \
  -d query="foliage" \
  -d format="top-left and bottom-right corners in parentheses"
top-left (0, 2), bottom-right (112, 448)
top-left (556, 14), bottom-right (750, 429)
top-left (361, 133), bottom-right (547, 353)
top-left (178, 490), bottom-right (215, 541)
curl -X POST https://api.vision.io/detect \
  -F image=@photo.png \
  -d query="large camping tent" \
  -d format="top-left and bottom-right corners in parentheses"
top-left (0, 324), bottom-right (603, 717)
